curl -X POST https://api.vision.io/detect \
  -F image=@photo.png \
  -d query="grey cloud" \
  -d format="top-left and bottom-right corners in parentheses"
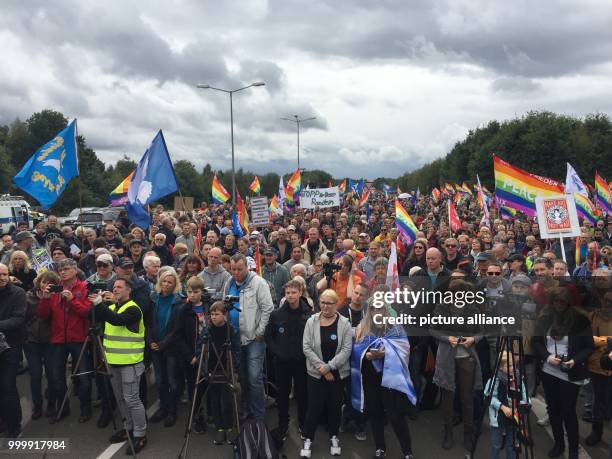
top-left (491, 77), bottom-right (542, 94)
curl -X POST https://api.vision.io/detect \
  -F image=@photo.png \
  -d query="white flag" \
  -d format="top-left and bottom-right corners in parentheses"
top-left (565, 162), bottom-right (588, 197)
top-left (278, 176), bottom-right (285, 216)
top-left (386, 242), bottom-right (399, 291)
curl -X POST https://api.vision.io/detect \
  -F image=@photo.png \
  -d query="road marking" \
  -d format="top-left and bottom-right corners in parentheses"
top-left (95, 442), bottom-right (125, 459)
top-left (94, 400), bottom-right (159, 459)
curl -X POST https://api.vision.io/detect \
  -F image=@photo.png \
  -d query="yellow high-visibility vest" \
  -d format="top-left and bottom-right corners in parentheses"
top-left (103, 300), bottom-right (145, 365)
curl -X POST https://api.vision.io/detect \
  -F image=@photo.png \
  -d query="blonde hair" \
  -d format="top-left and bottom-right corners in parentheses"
top-left (9, 250), bottom-right (32, 273)
top-left (156, 268), bottom-right (182, 294)
top-left (320, 288), bottom-right (338, 304)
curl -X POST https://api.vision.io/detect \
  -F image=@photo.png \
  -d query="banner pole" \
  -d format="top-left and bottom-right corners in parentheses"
top-left (559, 235), bottom-right (567, 263)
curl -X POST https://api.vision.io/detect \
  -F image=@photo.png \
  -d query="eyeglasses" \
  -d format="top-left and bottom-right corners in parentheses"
top-left (96, 262), bottom-right (110, 268)
top-left (445, 244), bottom-right (457, 248)
top-left (487, 271), bottom-right (502, 276)
top-left (320, 301), bottom-right (336, 307)
top-left (415, 246), bottom-right (424, 250)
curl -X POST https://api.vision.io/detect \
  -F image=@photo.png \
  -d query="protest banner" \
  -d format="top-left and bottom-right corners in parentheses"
top-left (250, 196), bottom-right (269, 226)
top-left (31, 247), bottom-right (53, 273)
top-left (535, 194), bottom-right (581, 262)
top-left (299, 187), bottom-right (340, 209)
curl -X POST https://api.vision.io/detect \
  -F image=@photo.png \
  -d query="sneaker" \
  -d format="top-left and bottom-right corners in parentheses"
top-left (355, 429), bottom-right (367, 441)
top-left (330, 435), bottom-right (341, 456)
top-left (537, 414), bottom-right (549, 427)
top-left (125, 436), bottom-right (146, 455)
top-left (374, 449), bottom-right (386, 458)
top-left (193, 417), bottom-right (206, 434)
top-left (109, 429), bottom-right (132, 444)
top-left (300, 438), bottom-right (312, 458)
top-left (214, 429), bottom-right (226, 445)
top-left (404, 455), bottom-right (414, 459)
top-left (150, 409), bottom-right (167, 423)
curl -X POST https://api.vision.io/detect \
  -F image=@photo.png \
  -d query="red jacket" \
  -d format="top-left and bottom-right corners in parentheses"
top-left (37, 279), bottom-right (91, 344)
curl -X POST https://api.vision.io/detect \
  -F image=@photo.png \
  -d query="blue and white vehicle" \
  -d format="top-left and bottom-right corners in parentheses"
top-left (0, 195), bottom-right (34, 234)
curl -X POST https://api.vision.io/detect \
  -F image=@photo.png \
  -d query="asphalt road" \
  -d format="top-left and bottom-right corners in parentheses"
top-left (5, 368), bottom-right (612, 459)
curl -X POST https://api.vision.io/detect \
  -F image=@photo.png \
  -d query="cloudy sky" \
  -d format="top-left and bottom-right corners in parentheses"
top-left (2, 0), bottom-right (612, 179)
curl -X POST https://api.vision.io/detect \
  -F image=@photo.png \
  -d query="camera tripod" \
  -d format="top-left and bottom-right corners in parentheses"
top-left (472, 336), bottom-right (534, 458)
top-left (177, 319), bottom-right (241, 459)
top-left (53, 304), bottom-right (138, 457)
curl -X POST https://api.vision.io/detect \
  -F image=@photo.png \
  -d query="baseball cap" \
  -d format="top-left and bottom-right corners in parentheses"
top-left (287, 225), bottom-right (296, 231)
top-left (359, 233), bottom-right (368, 238)
top-left (15, 231), bottom-right (34, 242)
top-left (475, 252), bottom-right (491, 262)
top-left (96, 253), bottom-right (114, 265)
top-left (264, 247), bottom-right (278, 256)
top-left (129, 239), bottom-right (144, 247)
top-left (118, 257), bottom-right (135, 268)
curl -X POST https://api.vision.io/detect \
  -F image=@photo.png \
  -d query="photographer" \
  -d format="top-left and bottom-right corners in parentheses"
top-left (38, 258), bottom-right (93, 423)
top-left (89, 277), bottom-right (147, 455)
top-left (265, 279), bottom-right (313, 444)
top-left (316, 254), bottom-right (362, 309)
top-left (24, 271), bottom-right (58, 421)
top-left (430, 279), bottom-right (484, 455)
top-left (0, 263), bottom-right (27, 438)
top-left (86, 253), bottom-right (117, 286)
top-left (532, 287), bottom-right (595, 459)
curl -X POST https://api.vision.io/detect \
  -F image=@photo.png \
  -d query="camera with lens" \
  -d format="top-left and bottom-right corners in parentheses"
top-left (223, 295), bottom-right (241, 312)
top-left (558, 354), bottom-right (572, 373)
top-left (48, 284), bottom-right (64, 293)
top-left (87, 281), bottom-right (108, 293)
top-left (323, 252), bottom-right (342, 281)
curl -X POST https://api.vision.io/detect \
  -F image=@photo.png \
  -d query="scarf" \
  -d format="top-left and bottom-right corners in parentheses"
top-left (351, 326), bottom-right (417, 412)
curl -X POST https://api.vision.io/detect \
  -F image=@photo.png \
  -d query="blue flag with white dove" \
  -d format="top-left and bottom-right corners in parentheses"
top-left (126, 130), bottom-right (178, 229)
top-left (13, 119), bottom-right (79, 209)
top-left (565, 162), bottom-right (588, 197)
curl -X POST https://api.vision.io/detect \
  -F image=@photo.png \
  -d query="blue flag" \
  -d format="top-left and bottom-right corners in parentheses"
top-left (349, 178), bottom-right (365, 196)
top-left (13, 120), bottom-right (79, 209)
top-left (382, 183), bottom-right (393, 196)
top-left (126, 130), bottom-right (178, 229)
top-left (231, 210), bottom-right (245, 238)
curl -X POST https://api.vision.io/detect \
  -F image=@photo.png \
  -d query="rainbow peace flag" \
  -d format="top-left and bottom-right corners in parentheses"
top-left (269, 194), bottom-right (280, 214)
top-left (358, 188), bottom-right (371, 207)
top-left (236, 191), bottom-right (249, 234)
top-left (461, 182), bottom-right (473, 195)
top-left (574, 192), bottom-right (599, 225)
top-left (249, 176), bottom-right (261, 194)
top-left (432, 187), bottom-right (441, 202)
top-left (493, 155), bottom-right (564, 217)
top-left (444, 183), bottom-right (454, 195)
top-left (395, 199), bottom-right (418, 244)
top-left (212, 175), bottom-right (230, 204)
top-left (285, 169), bottom-right (302, 205)
top-left (109, 171), bottom-right (134, 206)
top-left (499, 206), bottom-right (517, 220)
top-left (595, 171), bottom-right (611, 215)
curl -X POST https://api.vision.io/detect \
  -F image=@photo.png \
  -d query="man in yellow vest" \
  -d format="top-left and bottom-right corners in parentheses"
top-left (90, 276), bottom-right (147, 455)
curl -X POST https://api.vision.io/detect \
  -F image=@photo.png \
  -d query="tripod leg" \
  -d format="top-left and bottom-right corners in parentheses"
top-left (54, 337), bottom-right (90, 423)
top-left (178, 341), bottom-right (209, 459)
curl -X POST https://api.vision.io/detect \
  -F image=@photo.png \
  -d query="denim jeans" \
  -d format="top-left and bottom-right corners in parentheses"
top-left (490, 421), bottom-right (517, 459)
top-left (0, 348), bottom-right (22, 436)
top-left (50, 342), bottom-right (92, 415)
top-left (151, 350), bottom-right (178, 414)
top-left (239, 340), bottom-right (266, 419)
top-left (23, 342), bottom-right (53, 407)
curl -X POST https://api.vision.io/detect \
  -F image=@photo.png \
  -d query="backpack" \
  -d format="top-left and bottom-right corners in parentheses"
top-left (233, 418), bottom-right (285, 459)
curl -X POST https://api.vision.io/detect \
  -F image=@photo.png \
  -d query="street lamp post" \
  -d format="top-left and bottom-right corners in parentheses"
top-left (281, 114), bottom-right (316, 170)
top-left (197, 82), bottom-right (265, 205)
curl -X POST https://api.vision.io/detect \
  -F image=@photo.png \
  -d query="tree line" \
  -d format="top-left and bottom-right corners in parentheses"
top-left (1, 109), bottom-right (611, 215)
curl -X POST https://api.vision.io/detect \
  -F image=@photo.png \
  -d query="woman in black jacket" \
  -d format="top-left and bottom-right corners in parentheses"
top-left (532, 287), bottom-right (595, 459)
top-left (8, 251), bottom-right (37, 291)
top-left (401, 239), bottom-right (427, 276)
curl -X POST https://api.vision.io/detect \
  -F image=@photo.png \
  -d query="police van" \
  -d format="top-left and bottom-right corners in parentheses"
top-left (0, 195), bottom-right (34, 234)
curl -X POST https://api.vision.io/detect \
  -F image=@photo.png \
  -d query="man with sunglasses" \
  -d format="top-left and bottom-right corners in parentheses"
top-left (86, 253), bottom-right (117, 286)
top-left (443, 238), bottom-right (472, 274)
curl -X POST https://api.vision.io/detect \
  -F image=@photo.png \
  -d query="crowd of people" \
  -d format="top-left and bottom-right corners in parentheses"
top-left (0, 189), bottom-right (610, 459)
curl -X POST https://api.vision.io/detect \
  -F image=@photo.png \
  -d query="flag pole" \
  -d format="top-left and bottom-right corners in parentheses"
top-left (74, 119), bottom-right (86, 257)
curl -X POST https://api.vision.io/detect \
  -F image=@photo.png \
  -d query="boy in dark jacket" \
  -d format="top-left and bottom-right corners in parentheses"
top-left (191, 301), bottom-right (240, 445)
top-left (265, 279), bottom-right (313, 442)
